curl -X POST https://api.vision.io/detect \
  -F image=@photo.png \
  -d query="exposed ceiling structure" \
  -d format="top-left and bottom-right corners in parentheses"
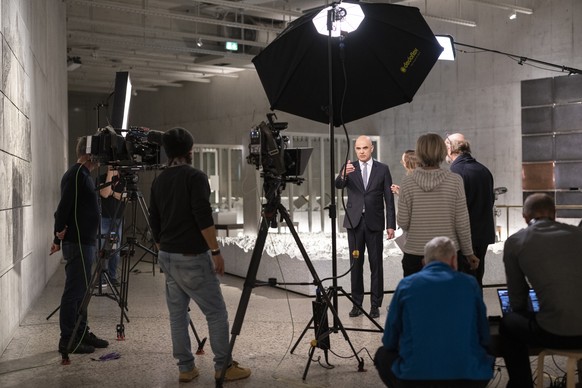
top-left (65, 0), bottom-right (533, 94)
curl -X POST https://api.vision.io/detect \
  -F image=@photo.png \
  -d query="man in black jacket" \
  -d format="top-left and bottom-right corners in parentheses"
top-left (149, 127), bottom-right (250, 383)
top-left (50, 136), bottom-right (109, 355)
top-left (445, 133), bottom-right (495, 286)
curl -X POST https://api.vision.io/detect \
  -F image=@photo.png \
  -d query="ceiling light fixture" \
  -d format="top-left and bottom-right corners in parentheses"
top-left (509, 10), bottom-right (517, 20)
top-left (424, 14), bottom-right (477, 28)
top-left (196, 38), bottom-right (203, 47)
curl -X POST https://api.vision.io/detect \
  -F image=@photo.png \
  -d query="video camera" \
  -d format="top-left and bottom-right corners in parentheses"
top-left (86, 126), bottom-right (165, 169)
top-left (247, 113), bottom-right (312, 182)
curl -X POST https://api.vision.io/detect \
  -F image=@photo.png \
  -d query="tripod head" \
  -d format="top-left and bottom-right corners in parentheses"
top-left (262, 174), bottom-right (284, 225)
top-left (118, 169), bottom-right (140, 193)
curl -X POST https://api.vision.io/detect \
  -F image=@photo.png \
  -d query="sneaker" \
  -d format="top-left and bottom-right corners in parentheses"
top-left (82, 332), bottom-right (109, 348)
top-left (215, 361), bottom-right (251, 381)
top-left (58, 341), bottom-right (95, 354)
top-left (179, 366), bottom-right (200, 382)
top-left (95, 280), bottom-right (107, 289)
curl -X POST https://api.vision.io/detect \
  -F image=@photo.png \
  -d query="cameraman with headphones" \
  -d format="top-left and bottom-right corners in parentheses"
top-left (50, 136), bottom-right (109, 355)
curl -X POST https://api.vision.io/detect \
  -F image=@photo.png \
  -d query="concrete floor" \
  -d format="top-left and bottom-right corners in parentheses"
top-left (0, 258), bottom-right (574, 388)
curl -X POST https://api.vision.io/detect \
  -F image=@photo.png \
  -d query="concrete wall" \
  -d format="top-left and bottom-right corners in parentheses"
top-left (126, 0), bottom-right (582, 217)
top-left (120, 0), bottom-right (582, 288)
top-left (0, 0), bottom-right (68, 354)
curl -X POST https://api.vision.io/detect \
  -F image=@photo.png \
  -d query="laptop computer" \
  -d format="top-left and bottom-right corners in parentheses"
top-left (496, 288), bottom-right (540, 314)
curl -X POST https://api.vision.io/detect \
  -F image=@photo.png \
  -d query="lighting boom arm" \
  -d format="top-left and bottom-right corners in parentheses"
top-left (454, 40), bottom-right (582, 75)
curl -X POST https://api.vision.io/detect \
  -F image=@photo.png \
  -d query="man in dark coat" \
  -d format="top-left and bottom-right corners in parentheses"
top-left (446, 133), bottom-right (495, 287)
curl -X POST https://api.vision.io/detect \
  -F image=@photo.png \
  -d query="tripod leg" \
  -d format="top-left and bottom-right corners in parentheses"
top-left (46, 305), bottom-right (60, 321)
top-left (302, 343), bottom-right (318, 380)
top-left (290, 315), bottom-right (315, 354)
top-left (117, 245), bottom-right (132, 339)
top-left (335, 287), bottom-right (383, 331)
top-left (187, 307), bottom-right (207, 354)
top-left (136, 192), bottom-right (158, 275)
top-left (216, 214), bottom-right (271, 386)
top-left (189, 319), bottom-right (207, 355)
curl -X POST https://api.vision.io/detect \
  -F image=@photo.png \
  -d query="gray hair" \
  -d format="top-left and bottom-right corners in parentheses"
top-left (424, 236), bottom-right (456, 264)
top-left (75, 136), bottom-right (89, 158)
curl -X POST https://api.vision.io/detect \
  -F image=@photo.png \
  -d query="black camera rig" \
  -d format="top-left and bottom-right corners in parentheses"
top-left (247, 113), bottom-right (312, 183)
top-left (85, 126), bottom-right (165, 170)
top-left (247, 113), bottom-right (313, 217)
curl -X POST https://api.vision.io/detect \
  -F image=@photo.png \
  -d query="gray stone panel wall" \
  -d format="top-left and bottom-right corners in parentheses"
top-left (0, 0), bottom-right (67, 354)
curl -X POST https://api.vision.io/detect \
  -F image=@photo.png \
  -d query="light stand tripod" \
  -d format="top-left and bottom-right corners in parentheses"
top-left (296, 2), bottom-right (386, 338)
top-left (110, 171), bottom-right (159, 339)
top-left (109, 170), bottom-right (206, 350)
top-left (216, 177), bottom-right (364, 387)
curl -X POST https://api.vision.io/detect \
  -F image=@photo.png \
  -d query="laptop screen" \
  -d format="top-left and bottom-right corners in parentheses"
top-left (497, 288), bottom-right (539, 314)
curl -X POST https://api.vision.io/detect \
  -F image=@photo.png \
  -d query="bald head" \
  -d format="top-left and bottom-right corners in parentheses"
top-left (445, 132), bottom-right (471, 162)
top-left (523, 193), bottom-right (556, 224)
top-left (354, 135), bottom-right (374, 163)
top-left (447, 133), bottom-right (465, 143)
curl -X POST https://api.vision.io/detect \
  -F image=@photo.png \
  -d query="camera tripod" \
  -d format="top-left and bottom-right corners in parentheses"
top-left (56, 172), bottom-right (206, 363)
top-left (216, 193), bottom-right (364, 387)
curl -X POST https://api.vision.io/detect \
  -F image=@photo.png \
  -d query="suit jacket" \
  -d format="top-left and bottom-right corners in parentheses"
top-left (450, 153), bottom-right (495, 246)
top-left (335, 159), bottom-right (396, 232)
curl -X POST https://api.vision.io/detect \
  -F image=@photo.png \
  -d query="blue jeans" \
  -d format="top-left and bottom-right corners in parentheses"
top-left (100, 217), bottom-right (122, 280)
top-left (60, 242), bottom-right (95, 342)
top-left (157, 250), bottom-right (230, 372)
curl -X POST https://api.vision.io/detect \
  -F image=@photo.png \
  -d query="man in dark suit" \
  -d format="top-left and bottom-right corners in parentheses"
top-left (335, 135), bottom-right (396, 319)
top-left (446, 133), bottom-right (495, 286)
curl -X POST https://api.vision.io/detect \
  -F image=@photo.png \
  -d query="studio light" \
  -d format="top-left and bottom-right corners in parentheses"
top-left (312, 2), bottom-right (364, 37)
top-left (436, 35), bottom-right (456, 61)
top-left (509, 10), bottom-right (517, 20)
top-left (111, 71), bottom-right (132, 132)
top-left (433, 35), bottom-right (582, 75)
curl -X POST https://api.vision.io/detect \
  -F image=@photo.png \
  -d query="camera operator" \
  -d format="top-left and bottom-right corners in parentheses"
top-left (49, 136), bottom-right (109, 355)
top-left (148, 127), bottom-right (251, 383)
top-left (97, 166), bottom-right (126, 287)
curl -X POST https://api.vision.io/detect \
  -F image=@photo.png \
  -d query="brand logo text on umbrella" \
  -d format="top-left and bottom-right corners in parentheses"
top-left (401, 48), bottom-right (420, 73)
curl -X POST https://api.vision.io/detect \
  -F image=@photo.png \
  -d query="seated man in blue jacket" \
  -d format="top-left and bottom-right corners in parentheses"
top-left (374, 236), bottom-right (493, 387)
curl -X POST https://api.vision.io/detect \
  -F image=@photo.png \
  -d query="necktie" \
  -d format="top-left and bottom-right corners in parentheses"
top-left (362, 162), bottom-right (368, 189)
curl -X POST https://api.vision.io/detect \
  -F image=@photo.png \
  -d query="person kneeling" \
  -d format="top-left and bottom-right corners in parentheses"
top-left (374, 236), bottom-right (493, 387)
